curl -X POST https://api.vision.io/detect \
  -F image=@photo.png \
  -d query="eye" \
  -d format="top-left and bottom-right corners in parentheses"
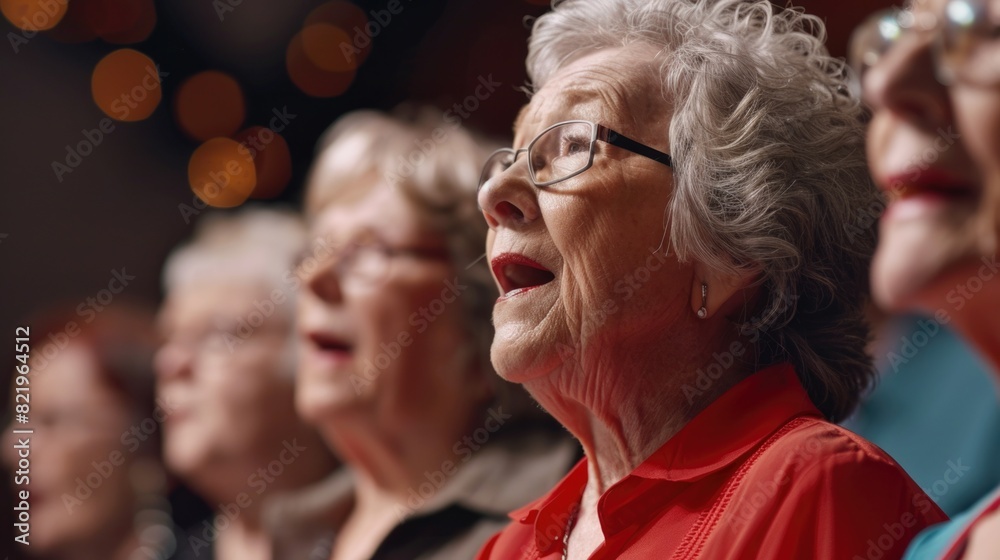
top-left (560, 134), bottom-right (590, 157)
top-left (531, 151), bottom-right (548, 171)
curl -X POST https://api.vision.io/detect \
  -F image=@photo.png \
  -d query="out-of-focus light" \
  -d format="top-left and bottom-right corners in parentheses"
top-left (1, 0), bottom-right (68, 31)
top-left (234, 126), bottom-right (293, 200)
top-left (91, 48), bottom-right (162, 122)
top-left (301, 23), bottom-right (356, 72)
top-left (286, 32), bottom-right (355, 97)
top-left (305, 1), bottom-right (371, 67)
top-left (188, 138), bottom-right (256, 208)
top-left (174, 71), bottom-right (246, 142)
top-left (947, 1), bottom-right (976, 27)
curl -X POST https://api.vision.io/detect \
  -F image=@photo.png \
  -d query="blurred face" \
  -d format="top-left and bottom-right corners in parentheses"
top-left (155, 282), bottom-right (297, 478)
top-left (297, 179), bottom-right (487, 429)
top-left (865, 0), bottom-right (1000, 311)
top-left (3, 345), bottom-right (135, 554)
top-left (477, 45), bottom-right (690, 386)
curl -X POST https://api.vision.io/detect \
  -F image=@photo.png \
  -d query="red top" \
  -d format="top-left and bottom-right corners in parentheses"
top-left (476, 363), bottom-right (948, 560)
top-left (942, 491), bottom-right (1000, 559)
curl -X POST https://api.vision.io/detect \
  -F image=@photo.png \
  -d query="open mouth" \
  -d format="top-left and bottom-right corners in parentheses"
top-left (307, 332), bottom-right (354, 358)
top-left (491, 253), bottom-right (555, 299)
top-left (885, 169), bottom-right (980, 204)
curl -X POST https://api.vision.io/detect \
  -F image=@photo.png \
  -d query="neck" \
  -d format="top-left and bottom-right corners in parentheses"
top-left (921, 256), bottom-right (1000, 380)
top-left (321, 403), bottom-right (483, 512)
top-left (189, 424), bottom-right (337, 525)
top-left (523, 325), bottom-right (752, 496)
top-left (948, 298), bottom-right (1000, 376)
top-left (214, 516), bottom-right (271, 560)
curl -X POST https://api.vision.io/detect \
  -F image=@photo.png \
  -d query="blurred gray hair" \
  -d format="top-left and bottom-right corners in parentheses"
top-left (162, 208), bottom-right (306, 376)
top-left (163, 207), bottom-right (306, 297)
top-left (306, 108), bottom-right (550, 423)
top-left (528, 0), bottom-right (879, 422)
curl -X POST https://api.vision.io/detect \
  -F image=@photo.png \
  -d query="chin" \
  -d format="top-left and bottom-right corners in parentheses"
top-left (489, 335), bottom-right (561, 385)
top-left (872, 216), bottom-right (976, 313)
top-left (163, 435), bottom-right (210, 480)
top-left (870, 251), bottom-right (938, 312)
top-left (296, 374), bottom-right (370, 426)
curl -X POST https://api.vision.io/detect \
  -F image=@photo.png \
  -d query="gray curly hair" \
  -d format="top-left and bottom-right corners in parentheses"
top-left (527, 0), bottom-right (879, 422)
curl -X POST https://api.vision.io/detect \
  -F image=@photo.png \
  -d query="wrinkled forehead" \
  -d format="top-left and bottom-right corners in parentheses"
top-left (514, 45), bottom-right (670, 145)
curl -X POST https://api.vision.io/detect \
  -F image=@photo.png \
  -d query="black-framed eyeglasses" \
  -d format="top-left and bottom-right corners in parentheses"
top-left (849, 0), bottom-right (1000, 89)
top-left (478, 120), bottom-right (674, 192)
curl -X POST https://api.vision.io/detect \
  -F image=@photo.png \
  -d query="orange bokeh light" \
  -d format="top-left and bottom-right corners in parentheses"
top-left (1, 0), bottom-right (67, 31)
top-left (286, 32), bottom-right (355, 98)
top-left (234, 126), bottom-right (293, 200)
top-left (174, 71), bottom-right (246, 142)
top-left (301, 23), bottom-right (356, 72)
top-left (91, 48), bottom-right (162, 122)
top-left (188, 138), bottom-right (257, 208)
top-left (304, 1), bottom-right (372, 68)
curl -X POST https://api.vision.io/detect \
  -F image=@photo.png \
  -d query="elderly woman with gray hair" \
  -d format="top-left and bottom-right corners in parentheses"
top-left (475, 1), bottom-right (947, 559)
top-left (284, 108), bottom-right (579, 560)
top-left (155, 209), bottom-right (338, 560)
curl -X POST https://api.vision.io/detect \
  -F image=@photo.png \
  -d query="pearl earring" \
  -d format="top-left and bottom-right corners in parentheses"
top-left (697, 283), bottom-right (708, 319)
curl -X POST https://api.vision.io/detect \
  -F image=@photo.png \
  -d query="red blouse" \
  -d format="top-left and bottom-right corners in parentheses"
top-left (476, 363), bottom-right (948, 560)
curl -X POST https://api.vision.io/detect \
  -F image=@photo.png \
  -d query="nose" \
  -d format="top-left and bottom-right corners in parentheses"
top-left (477, 164), bottom-right (541, 230)
top-left (153, 340), bottom-right (193, 381)
top-left (863, 32), bottom-right (952, 131)
top-left (303, 249), bottom-right (344, 304)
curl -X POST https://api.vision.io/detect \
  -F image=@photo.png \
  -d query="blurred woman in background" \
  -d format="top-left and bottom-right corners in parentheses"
top-left (3, 305), bottom-right (176, 560)
top-left (855, 0), bottom-right (1000, 557)
top-left (285, 108), bottom-right (579, 560)
top-left (154, 209), bottom-right (338, 560)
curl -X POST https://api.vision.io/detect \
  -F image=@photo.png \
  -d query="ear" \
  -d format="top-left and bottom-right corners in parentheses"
top-left (690, 261), bottom-right (761, 320)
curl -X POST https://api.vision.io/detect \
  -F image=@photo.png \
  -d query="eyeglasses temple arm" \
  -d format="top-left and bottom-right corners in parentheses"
top-left (598, 125), bottom-right (674, 168)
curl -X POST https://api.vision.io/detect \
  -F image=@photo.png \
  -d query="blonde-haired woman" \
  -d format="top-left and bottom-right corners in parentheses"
top-left (283, 108), bottom-right (578, 560)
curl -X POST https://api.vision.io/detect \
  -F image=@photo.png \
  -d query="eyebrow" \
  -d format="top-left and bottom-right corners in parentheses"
top-left (511, 88), bottom-right (603, 143)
